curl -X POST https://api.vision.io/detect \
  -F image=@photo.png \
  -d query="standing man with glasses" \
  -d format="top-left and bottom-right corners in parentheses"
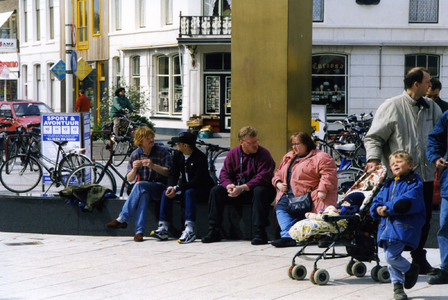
top-left (201, 126), bottom-right (276, 245)
top-left (426, 77), bottom-right (448, 113)
top-left (364, 67), bottom-right (442, 275)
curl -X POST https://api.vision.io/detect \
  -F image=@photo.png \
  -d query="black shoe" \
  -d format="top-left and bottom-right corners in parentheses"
top-left (271, 237), bottom-right (297, 248)
top-left (201, 228), bottom-right (221, 243)
top-left (404, 263), bottom-right (420, 289)
top-left (318, 240), bottom-right (332, 248)
top-left (393, 283), bottom-right (408, 300)
top-left (412, 256), bottom-right (436, 275)
top-left (251, 230), bottom-right (268, 245)
top-left (427, 269), bottom-right (448, 285)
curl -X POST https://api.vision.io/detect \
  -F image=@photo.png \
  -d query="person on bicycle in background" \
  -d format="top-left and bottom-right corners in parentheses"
top-left (110, 87), bottom-right (135, 136)
top-left (105, 126), bottom-right (172, 242)
top-left (150, 132), bottom-right (215, 244)
top-left (201, 126), bottom-right (276, 245)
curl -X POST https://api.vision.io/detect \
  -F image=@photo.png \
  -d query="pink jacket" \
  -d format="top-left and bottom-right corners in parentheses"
top-left (272, 149), bottom-right (338, 213)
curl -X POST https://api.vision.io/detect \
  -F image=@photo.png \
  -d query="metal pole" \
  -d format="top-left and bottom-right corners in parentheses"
top-left (65, 0), bottom-right (73, 112)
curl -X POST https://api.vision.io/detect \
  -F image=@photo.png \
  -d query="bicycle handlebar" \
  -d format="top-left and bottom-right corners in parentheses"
top-left (196, 139), bottom-right (230, 152)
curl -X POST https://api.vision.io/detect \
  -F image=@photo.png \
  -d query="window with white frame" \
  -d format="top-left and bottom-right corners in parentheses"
top-left (409, 0), bottom-right (438, 23)
top-left (23, 0), bottom-right (28, 42)
top-left (48, 63), bottom-right (55, 109)
top-left (165, 0), bottom-right (173, 25)
top-left (115, 0), bottom-right (122, 30)
top-left (138, 0), bottom-right (146, 28)
top-left (156, 55), bottom-right (182, 115)
top-left (114, 57), bottom-right (121, 86)
top-left (313, 0), bottom-right (324, 22)
top-left (35, 64), bottom-right (41, 101)
top-left (49, 0), bottom-right (54, 39)
top-left (203, 0), bottom-right (231, 16)
top-left (35, 0), bottom-right (40, 41)
top-left (131, 56), bottom-right (140, 88)
top-left (0, 13), bottom-right (17, 38)
top-left (405, 54), bottom-right (440, 78)
top-left (23, 65), bottom-right (28, 99)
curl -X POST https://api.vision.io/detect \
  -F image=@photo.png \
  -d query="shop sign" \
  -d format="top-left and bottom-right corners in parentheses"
top-left (50, 60), bottom-right (66, 81)
top-left (75, 57), bottom-right (93, 81)
top-left (0, 39), bottom-right (17, 53)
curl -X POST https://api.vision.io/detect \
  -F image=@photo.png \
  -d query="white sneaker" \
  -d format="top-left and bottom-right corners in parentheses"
top-left (150, 226), bottom-right (169, 241)
top-left (178, 230), bottom-right (196, 244)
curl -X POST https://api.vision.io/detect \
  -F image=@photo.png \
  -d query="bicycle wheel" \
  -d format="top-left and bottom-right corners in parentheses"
top-left (58, 154), bottom-right (92, 185)
top-left (353, 146), bottom-right (367, 169)
top-left (211, 150), bottom-right (229, 184)
top-left (113, 140), bottom-right (130, 167)
top-left (65, 164), bottom-right (117, 194)
top-left (0, 155), bottom-right (42, 193)
top-left (337, 169), bottom-right (363, 196)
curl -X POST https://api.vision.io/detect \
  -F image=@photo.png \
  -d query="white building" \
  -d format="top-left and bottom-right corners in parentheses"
top-left (7, 0), bottom-right (448, 132)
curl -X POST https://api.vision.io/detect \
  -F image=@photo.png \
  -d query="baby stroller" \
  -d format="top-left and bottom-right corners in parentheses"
top-left (286, 165), bottom-right (389, 285)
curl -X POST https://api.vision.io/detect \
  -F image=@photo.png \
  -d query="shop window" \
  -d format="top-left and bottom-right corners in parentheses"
top-left (409, 0), bottom-right (438, 23)
top-left (77, 0), bottom-right (89, 49)
top-left (405, 54), bottom-right (439, 78)
top-left (138, 0), bottom-right (146, 28)
top-left (92, 0), bottom-right (100, 35)
top-left (204, 0), bottom-right (231, 16)
top-left (35, 64), bottom-right (41, 101)
top-left (23, 0), bottom-right (28, 42)
top-left (204, 53), bottom-right (231, 71)
top-left (0, 12), bottom-right (17, 38)
top-left (131, 56), bottom-right (140, 88)
top-left (311, 54), bottom-right (348, 116)
top-left (35, 0), bottom-right (40, 41)
top-left (49, 0), bottom-right (54, 39)
top-left (156, 55), bottom-right (182, 115)
top-left (313, 0), bottom-right (324, 22)
top-left (115, 0), bottom-right (122, 31)
top-left (114, 57), bottom-right (121, 86)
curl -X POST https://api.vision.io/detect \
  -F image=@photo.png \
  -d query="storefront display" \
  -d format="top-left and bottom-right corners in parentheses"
top-left (0, 80), bottom-right (17, 101)
top-left (205, 76), bottom-right (220, 114)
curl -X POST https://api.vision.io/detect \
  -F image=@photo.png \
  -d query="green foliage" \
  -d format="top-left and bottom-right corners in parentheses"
top-left (91, 124), bottom-right (104, 141)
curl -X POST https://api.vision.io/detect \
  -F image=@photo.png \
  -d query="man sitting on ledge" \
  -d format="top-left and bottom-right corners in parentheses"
top-left (105, 126), bottom-right (172, 242)
top-left (201, 126), bottom-right (276, 245)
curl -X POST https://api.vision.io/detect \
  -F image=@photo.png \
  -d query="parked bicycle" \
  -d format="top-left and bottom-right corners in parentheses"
top-left (0, 131), bottom-right (92, 194)
top-left (65, 136), bottom-right (134, 197)
top-left (195, 139), bottom-right (230, 184)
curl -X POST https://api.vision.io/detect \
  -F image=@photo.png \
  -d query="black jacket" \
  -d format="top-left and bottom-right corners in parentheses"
top-left (167, 147), bottom-right (215, 193)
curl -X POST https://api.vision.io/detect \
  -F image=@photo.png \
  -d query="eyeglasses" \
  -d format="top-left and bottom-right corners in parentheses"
top-left (243, 139), bottom-right (260, 146)
top-left (426, 94), bottom-right (439, 100)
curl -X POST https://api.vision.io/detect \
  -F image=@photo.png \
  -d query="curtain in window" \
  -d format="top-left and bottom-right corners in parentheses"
top-left (409, 0), bottom-right (438, 22)
top-left (227, 0), bottom-right (231, 9)
top-left (204, 0), bottom-right (217, 16)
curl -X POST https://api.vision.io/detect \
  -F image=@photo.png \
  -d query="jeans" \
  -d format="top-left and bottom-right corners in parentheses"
top-left (119, 181), bottom-right (165, 234)
top-left (159, 187), bottom-right (207, 227)
top-left (275, 195), bottom-right (302, 238)
top-left (383, 240), bottom-right (411, 284)
top-left (439, 198), bottom-right (448, 272)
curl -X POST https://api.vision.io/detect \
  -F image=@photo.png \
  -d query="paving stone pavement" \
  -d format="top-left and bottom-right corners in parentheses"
top-left (0, 231), bottom-right (446, 300)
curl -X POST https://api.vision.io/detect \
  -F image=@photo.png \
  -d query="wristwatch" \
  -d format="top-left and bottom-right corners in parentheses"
top-left (240, 186), bottom-right (245, 194)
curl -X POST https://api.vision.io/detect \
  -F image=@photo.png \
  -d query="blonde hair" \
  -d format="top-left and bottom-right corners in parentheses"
top-left (389, 150), bottom-right (413, 164)
top-left (134, 126), bottom-right (155, 148)
top-left (238, 126), bottom-right (258, 141)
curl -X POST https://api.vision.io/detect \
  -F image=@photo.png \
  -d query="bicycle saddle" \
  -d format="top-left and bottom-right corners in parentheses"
top-left (53, 140), bottom-right (68, 146)
top-left (333, 143), bottom-right (356, 151)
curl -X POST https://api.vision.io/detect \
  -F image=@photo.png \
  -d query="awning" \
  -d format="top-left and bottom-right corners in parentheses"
top-left (0, 11), bottom-right (14, 29)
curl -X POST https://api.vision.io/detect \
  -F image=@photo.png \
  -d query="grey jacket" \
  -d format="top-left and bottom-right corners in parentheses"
top-left (364, 91), bottom-right (442, 181)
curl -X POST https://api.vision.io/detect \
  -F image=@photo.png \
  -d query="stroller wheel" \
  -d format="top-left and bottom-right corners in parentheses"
top-left (378, 266), bottom-right (391, 283)
top-left (287, 266), bottom-right (294, 279)
top-left (292, 265), bottom-right (307, 280)
top-left (371, 265), bottom-right (381, 282)
top-left (314, 269), bottom-right (330, 285)
top-left (346, 261), bottom-right (355, 276)
top-left (352, 262), bottom-right (367, 277)
top-left (310, 269), bottom-right (318, 284)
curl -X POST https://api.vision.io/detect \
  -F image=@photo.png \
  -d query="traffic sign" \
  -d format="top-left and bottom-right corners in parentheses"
top-left (70, 51), bottom-right (78, 74)
top-left (71, 24), bottom-right (77, 47)
top-left (75, 57), bottom-right (93, 81)
top-left (49, 60), bottom-right (66, 81)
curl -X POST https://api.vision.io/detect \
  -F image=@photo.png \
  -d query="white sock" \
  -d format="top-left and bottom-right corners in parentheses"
top-left (159, 221), bottom-right (169, 230)
top-left (117, 217), bottom-right (125, 223)
top-left (185, 224), bottom-right (194, 233)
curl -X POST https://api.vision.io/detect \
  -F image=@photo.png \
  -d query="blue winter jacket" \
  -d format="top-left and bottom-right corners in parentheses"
top-left (370, 171), bottom-right (425, 250)
top-left (427, 111), bottom-right (448, 197)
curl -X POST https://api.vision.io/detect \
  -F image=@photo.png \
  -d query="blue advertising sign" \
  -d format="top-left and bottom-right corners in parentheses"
top-left (70, 50), bottom-right (78, 74)
top-left (49, 60), bottom-right (66, 81)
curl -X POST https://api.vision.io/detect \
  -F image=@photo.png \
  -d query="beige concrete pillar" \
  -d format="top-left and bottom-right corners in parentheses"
top-left (231, 0), bottom-right (312, 164)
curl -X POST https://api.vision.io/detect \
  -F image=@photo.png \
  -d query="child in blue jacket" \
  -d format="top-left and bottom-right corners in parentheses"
top-left (370, 150), bottom-right (425, 300)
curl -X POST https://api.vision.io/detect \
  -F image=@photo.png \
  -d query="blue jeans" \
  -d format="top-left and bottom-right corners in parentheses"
top-left (439, 198), bottom-right (448, 272)
top-left (119, 181), bottom-right (165, 234)
top-left (383, 240), bottom-right (411, 284)
top-left (159, 187), bottom-right (207, 227)
top-left (275, 195), bottom-right (302, 238)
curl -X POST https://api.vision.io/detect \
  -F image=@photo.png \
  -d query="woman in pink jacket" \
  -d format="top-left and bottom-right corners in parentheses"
top-left (271, 131), bottom-right (338, 247)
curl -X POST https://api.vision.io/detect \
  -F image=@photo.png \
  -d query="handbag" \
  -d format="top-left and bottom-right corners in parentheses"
top-left (286, 192), bottom-right (312, 218)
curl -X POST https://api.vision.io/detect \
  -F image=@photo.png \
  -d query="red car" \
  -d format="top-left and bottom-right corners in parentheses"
top-left (0, 100), bottom-right (53, 130)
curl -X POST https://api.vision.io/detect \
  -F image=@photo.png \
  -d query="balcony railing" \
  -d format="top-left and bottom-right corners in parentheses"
top-left (179, 14), bottom-right (231, 37)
